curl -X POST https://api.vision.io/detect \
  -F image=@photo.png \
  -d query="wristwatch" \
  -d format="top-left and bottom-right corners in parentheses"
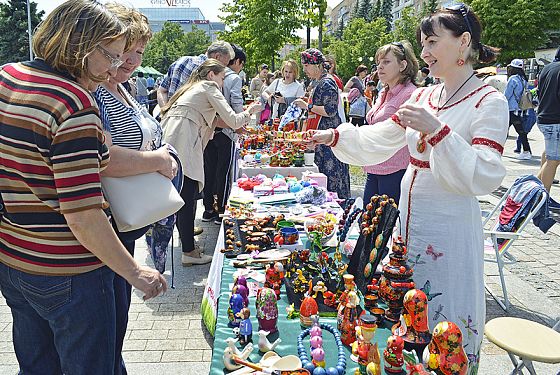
top-left (307, 103), bottom-right (313, 111)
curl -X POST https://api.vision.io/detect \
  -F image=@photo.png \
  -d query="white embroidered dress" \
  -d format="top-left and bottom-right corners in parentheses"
top-left (332, 84), bottom-right (509, 373)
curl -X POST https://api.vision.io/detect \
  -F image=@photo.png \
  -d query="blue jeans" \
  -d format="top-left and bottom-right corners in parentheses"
top-left (363, 169), bottom-right (406, 208)
top-left (0, 263), bottom-right (116, 375)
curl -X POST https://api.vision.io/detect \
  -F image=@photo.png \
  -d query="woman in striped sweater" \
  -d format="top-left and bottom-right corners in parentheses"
top-left (0, 1), bottom-right (166, 373)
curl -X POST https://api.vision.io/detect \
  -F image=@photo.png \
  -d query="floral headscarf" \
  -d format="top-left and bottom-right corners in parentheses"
top-left (301, 48), bottom-right (325, 65)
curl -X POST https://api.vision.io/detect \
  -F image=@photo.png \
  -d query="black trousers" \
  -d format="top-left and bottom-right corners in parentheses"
top-left (203, 131), bottom-right (235, 213)
top-left (510, 111), bottom-right (531, 153)
top-left (177, 176), bottom-right (198, 253)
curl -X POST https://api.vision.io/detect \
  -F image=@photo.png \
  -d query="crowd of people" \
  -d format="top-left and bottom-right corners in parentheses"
top-left (0, 0), bottom-right (559, 374)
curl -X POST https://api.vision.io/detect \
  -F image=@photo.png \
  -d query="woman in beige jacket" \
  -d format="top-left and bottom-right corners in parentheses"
top-left (161, 59), bottom-right (261, 265)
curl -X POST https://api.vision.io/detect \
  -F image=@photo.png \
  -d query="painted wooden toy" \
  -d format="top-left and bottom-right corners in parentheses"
top-left (237, 307), bottom-right (253, 346)
top-left (402, 289), bottom-right (432, 345)
top-left (228, 293), bottom-right (244, 328)
top-left (338, 290), bottom-right (362, 346)
top-left (383, 335), bottom-right (404, 373)
top-left (257, 330), bottom-right (282, 352)
top-left (426, 321), bottom-right (468, 375)
top-left (300, 282), bottom-right (319, 327)
top-left (256, 287), bottom-right (278, 333)
top-left (351, 314), bottom-right (381, 375)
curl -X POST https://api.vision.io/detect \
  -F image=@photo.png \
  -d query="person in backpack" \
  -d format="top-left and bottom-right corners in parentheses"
top-left (504, 58), bottom-right (532, 160)
top-left (202, 44), bottom-right (247, 225)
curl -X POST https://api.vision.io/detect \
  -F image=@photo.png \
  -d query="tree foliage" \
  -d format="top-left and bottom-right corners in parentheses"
top-left (327, 17), bottom-right (392, 80)
top-left (356, 0), bottom-right (373, 22)
top-left (380, 0), bottom-right (393, 32)
top-left (370, 0), bottom-right (381, 21)
top-left (0, 0), bottom-right (43, 65)
top-left (422, 0), bottom-right (439, 15)
top-left (466, 0), bottom-right (560, 64)
top-left (392, 7), bottom-right (422, 60)
top-left (143, 22), bottom-right (210, 75)
top-left (220, 0), bottom-right (304, 72)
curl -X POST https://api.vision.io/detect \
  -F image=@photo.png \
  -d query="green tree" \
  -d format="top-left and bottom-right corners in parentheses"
top-left (466, 0), bottom-right (560, 64)
top-left (143, 22), bottom-right (189, 75)
top-left (0, 0), bottom-right (43, 64)
top-left (327, 17), bottom-right (392, 80)
top-left (391, 6), bottom-right (422, 60)
top-left (220, 0), bottom-right (303, 71)
top-left (370, 0), bottom-right (381, 21)
top-left (357, 0), bottom-right (373, 21)
top-left (335, 19), bottom-right (345, 40)
top-left (380, 0), bottom-right (393, 32)
top-left (422, 0), bottom-right (438, 15)
top-left (183, 26), bottom-right (211, 57)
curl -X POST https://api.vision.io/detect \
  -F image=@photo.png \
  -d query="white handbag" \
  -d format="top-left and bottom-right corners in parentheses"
top-left (102, 172), bottom-right (184, 232)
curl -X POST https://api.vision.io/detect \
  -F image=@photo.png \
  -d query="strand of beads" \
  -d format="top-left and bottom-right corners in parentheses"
top-left (337, 207), bottom-right (362, 243)
top-left (297, 323), bottom-right (347, 375)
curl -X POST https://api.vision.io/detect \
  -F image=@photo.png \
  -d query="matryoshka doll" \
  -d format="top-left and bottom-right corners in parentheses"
top-left (402, 289), bottom-right (432, 345)
top-left (255, 287), bottom-right (278, 333)
top-left (383, 335), bottom-right (404, 373)
top-left (234, 276), bottom-right (250, 307)
top-left (228, 293), bottom-right (244, 328)
top-left (426, 321), bottom-right (468, 375)
top-left (338, 290), bottom-right (362, 346)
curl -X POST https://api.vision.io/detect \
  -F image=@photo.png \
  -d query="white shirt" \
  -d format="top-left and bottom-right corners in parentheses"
top-left (264, 78), bottom-right (305, 118)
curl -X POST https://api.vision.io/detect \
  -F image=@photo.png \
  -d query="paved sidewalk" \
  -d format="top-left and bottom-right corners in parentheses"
top-left (1, 126), bottom-right (559, 374)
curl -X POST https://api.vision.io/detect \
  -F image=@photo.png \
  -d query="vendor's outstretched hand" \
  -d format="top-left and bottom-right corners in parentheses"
top-left (396, 103), bottom-right (441, 134)
top-left (247, 100), bottom-right (263, 114)
top-left (304, 129), bottom-right (334, 147)
top-left (293, 98), bottom-right (308, 110)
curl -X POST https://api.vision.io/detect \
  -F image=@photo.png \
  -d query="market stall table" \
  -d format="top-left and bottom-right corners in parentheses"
top-left (237, 160), bottom-right (319, 180)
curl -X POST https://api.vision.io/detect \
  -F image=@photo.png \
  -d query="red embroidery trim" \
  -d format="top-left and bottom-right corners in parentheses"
top-left (472, 137), bottom-right (504, 154)
top-left (415, 88), bottom-right (426, 102)
top-left (428, 125), bottom-right (451, 147)
top-left (405, 169), bottom-right (418, 245)
top-left (391, 114), bottom-right (405, 129)
top-left (428, 84), bottom-right (490, 111)
top-left (474, 89), bottom-right (499, 108)
top-left (410, 157), bottom-right (430, 169)
top-left (329, 128), bottom-right (340, 148)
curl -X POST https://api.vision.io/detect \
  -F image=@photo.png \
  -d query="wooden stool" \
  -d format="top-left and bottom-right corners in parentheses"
top-left (485, 317), bottom-right (560, 375)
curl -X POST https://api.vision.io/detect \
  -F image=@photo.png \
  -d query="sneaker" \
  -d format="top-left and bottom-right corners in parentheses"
top-left (513, 149), bottom-right (521, 154)
top-left (194, 226), bottom-right (203, 236)
top-left (182, 247), bottom-right (212, 266)
top-left (201, 210), bottom-right (218, 222)
top-left (214, 215), bottom-right (223, 225)
top-left (515, 151), bottom-right (532, 160)
top-left (553, 179), bottom-right (559, 185)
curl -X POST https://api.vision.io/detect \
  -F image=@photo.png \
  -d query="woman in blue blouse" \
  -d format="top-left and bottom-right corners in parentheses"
top-left (504, 58), bottom-right (532, 160)
top-left (293, 49), bottom-right (350, 198)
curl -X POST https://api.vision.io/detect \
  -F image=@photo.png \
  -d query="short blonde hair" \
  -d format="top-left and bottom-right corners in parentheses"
top-left (375, 40), bottom-right (419, 86)
top-left (105, 2), bottom-right (152, 52)
top-left (33, 0), bottom-right (126, 82)
top-left (281, 59), bottom-right (299, 80)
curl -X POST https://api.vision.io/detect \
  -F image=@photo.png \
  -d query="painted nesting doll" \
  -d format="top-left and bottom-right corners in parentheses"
top-left (228, 293), bottom-right (244, 328)
top-left (234, 276), bottom-right (249, 307)
top-left (338, 290), bottom-right (362, 346)
top-left (426, 321), bottom-right (468, 375)
top-left (402, 289), bottom-right (432, 344)
top-left (383, 335), bottom-right (404, 373)
top-left (255, 287), bottom-right (278, 333)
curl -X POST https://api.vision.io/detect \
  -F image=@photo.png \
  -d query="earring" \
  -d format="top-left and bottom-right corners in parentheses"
top-left (457, 51), bottom-right (465, 66)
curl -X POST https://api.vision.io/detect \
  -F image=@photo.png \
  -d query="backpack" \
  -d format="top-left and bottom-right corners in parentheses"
top-left (514, 77), bottom-right (535, 111)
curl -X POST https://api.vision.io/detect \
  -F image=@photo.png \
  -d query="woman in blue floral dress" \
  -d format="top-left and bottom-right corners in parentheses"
top-left (294, 49), bottom-right (351, 198)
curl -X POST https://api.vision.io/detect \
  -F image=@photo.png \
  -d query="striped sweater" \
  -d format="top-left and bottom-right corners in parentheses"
top-left (0, 59), bottom-right (109, 275)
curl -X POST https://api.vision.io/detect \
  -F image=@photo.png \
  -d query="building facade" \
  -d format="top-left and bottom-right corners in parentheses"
top-left (139, 7), bottom-right (225, 40)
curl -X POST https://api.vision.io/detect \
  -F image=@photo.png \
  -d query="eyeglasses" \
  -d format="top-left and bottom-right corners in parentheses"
top-left (445, 3), bottom-right (473, 36)
top-left (96, 45), bottom-right (124, 70)
top-left (391, 42), bottom-right (406, 55)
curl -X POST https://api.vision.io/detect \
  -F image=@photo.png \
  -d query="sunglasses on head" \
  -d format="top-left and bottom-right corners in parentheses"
top-left (391, 42), bottom-right (405, 55)
top-left (445, 3), bottom-right (473, 36)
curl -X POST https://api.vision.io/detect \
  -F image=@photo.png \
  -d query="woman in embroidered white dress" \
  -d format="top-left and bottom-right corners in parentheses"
top-left (309, 5), bottom-right (507, 373)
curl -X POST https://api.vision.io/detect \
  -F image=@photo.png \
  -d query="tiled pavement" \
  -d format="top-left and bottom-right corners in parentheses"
top-left (1, 125), bottom-right (560, 374)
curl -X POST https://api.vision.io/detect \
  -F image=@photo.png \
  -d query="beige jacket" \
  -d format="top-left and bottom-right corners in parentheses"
top-left (161, 81), bottom-right (250, 191)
